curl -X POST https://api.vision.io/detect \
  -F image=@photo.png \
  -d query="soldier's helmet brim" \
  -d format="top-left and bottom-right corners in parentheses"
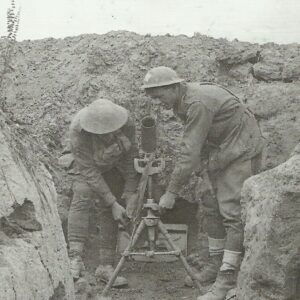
top-left (79, 99), bottom-right (128, 134)
top-left (141, 66), bottom-right (184, 89)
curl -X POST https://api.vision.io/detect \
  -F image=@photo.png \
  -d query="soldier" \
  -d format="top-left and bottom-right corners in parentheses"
top-left (141, 67), bottom-right (264, 300)
top-left (67, 99), bottom-right (138, 287)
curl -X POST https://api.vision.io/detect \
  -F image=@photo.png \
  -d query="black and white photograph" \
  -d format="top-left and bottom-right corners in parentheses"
top-left (0, 1), bottom-right (299, 299)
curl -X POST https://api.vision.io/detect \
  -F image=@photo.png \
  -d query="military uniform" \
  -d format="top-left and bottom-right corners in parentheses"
top-left (141, 66), bottom-right (263, 298)
top-left (68, 109), bottom-right (138, 265)
top-left (167, 82), bottom-right (264, 252)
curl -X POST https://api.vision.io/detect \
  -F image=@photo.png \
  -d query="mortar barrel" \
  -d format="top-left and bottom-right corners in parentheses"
top-left (141, 116), bottom-right (156, 153)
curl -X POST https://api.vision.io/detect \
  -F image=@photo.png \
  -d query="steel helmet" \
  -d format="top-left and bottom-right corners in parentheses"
top-left (79, 99), bottom-right (128, 134)
top-left (141, 66), bottom-right (184, 89)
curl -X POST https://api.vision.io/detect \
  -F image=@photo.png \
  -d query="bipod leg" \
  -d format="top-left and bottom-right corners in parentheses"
top-left (101, 220), bottom-right (146, 297)
top-left (157, 220), bottom-right (202, 292)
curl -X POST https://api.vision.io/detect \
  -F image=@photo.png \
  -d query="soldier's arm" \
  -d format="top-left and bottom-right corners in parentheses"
top-left (167, 101), bottom-right (214, 194)
top-left (70, 130), bottom-right (116, 207)
top-left (121, 117), bottom-right (139, 192)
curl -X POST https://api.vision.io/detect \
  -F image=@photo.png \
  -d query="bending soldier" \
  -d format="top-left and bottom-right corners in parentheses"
top-left (142, 66), bottom-right (264, 300)
top-left (67, 99), bottom-right (138, 287)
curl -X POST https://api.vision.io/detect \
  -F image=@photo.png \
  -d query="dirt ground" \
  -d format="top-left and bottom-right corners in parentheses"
top-left (75, 198), bottom-right (207, 299)
top-left (80, 239), bottom-right (208, 300)
top-left (90, 262), bottom-right (202, 300)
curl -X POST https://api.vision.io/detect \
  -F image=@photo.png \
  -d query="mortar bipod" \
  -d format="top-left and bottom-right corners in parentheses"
top-left (100, 172), bottom-right (201, 296)
top-left (100, 116), bottom-right (201, 297)
top-left (100, 198), bottom-right (202, 297)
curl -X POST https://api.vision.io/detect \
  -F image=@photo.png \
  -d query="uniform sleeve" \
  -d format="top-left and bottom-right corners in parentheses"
top-left (167, 102), bottom-right (214, 194)
top-left (121, 117), bottom-right (139, 192)
top-left (70, 129), bottom-right (116, 207)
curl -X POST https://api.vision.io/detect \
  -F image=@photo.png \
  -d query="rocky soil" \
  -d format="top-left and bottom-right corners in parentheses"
top-left (238, 144), bottom-right (300, 300)
top-left (0, 31), bottom-right (299, 299)
top-left (0, 113), bottom-right (74, 299)
top-left (1, 31), bottom-right (300, 192)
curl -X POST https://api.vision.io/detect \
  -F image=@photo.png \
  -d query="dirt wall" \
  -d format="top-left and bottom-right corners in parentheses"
top-left (238, 144), bottom-right (300, 300)
top-left (0, 113), bottom-right (74, 300)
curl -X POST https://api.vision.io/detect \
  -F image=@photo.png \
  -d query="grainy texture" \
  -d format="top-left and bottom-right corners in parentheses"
top-left (0, 117), bottom-right (74, 300)
top-left (0, 31), bottom-right (299, 299)
top-left (237, 144), bottom-right (300, 300)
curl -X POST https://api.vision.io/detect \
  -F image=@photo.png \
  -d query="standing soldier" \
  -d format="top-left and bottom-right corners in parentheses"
top-left (141, 66), bottom-right (264, 300)
top-left (67, 99), bottom-right (138, 287)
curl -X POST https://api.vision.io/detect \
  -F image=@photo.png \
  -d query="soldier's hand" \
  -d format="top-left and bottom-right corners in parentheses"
top-left (111, 202), bottom-right (127, 226)
top-left (159, 191), bottom-right (176, 214)
top-left (121, 191), bottom-right (139, 219)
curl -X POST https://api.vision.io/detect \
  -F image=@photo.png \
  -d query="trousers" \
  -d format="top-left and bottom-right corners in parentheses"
top-left (202, 153), bottom-right (262, 252)
top-left (68, 168), bottom-right (124, 264)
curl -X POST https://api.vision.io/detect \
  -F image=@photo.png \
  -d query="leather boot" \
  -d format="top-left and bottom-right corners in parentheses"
top-left (184, 254), bottom-right (222, 287)
top-left (69, 241), bottom-right (85, 280)
top-left (185, 237), bottom-right (225, 287)
top-left (197, 250), bottom-right (241, 300)
top-left (95, 265), bottom-right (128, 288)
top-left (197, 269), bottom-right (237, 300)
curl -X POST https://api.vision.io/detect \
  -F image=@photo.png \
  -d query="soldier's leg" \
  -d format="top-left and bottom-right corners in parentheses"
top-left (95, 168), bottom-right (128, 287)
top-left (217, 159), bottom-right (252, 254)
top-left (68, 179), bottom-right (94, 279)
top-left (97, 168), bottom-right (124, 263)
top-left (198, 159), bottom-right (253, 300)
top-left (203, 171), bottom-right (226, 242)
top-left (218, 154), bottom-right (262, 266)
top-left (185, 171), bottom-right (225, 287)
top-left (97, 204), bottom-right (118, 265)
